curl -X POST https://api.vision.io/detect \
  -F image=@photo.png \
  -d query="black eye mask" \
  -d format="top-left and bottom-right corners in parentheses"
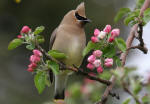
top-left (75, 12), bottom-right (87, 21)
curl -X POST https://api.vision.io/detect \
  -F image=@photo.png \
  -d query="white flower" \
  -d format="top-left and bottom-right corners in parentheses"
top-left (98, 31), bottom-right (107, 39)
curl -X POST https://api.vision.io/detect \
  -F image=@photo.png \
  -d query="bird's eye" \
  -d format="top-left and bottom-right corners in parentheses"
top-left (75, 12), bottom-right (87, 21)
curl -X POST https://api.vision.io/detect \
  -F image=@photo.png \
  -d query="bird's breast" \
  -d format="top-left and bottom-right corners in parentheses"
top-left (52, 32), bottom-right (86, 67)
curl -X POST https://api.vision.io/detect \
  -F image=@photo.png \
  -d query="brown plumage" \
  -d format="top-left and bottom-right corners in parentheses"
top-left (49, 2), bottom-right (90, 103)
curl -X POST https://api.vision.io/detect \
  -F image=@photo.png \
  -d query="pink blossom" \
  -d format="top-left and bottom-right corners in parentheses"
top-left (105, 58), bottom-right (113, 63)
top-left (103, 25), bottom-right (111, 33)
top-left (104, 58), bottom-right (113, 67)
top-left (108, 36), bottom-right (115, 43)
top-left (86, 63), bottom-right (95, 70)
top-left (94, 28), bottom-right (100, 36)
top-left (33, 49), bottom-right (42, 57)
top-left (91, 36), bottom-right (99, 43)
top-left (93, 59), bottom-right (101, 68)
top-left (30, 55), bottom-right (40, 63)
top-left (98, 31), bottom-right (107, 39)
top-left (111, 28), bottom-right (120, 37)
top-left (87, 55), bottom-right (96, 63)
top-left (17, 35), bottom-right (22, 38)
top-left (27, 68), bottom-right (34, 72)
top-left (20, 26), bottom-right (31, 34)
top-left (28, 63), bottom-right (37, 69)
top-left (93, 50), bottom-right (102, 57)
top-left (97, 66), bottom-right (103, 73)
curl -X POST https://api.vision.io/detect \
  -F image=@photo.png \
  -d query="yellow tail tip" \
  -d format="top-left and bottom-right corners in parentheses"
top-left (53, 99), bottom-right (65, 104)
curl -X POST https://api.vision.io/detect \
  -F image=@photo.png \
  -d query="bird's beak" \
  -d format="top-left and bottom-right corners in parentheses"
top-left (83, 18), bottom-right (91, 23)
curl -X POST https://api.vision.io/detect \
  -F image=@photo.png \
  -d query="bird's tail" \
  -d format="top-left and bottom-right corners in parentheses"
top-left (53, 71), bottom-right (68, 104)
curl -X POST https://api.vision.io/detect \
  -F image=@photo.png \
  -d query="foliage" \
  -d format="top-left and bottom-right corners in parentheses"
top-left (114, 0), bottom-right (150, 26)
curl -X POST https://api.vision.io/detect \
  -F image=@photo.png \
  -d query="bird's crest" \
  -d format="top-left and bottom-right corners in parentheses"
top-left (76, 2), bottom-right (85, 17)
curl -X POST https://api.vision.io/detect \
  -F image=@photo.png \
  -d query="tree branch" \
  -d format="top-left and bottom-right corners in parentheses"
top-left (36, 45), bottom-right (111, 86)
top-left (122, 82), bottom-right (143, 104)
top-left (96, 1), bottom-right (150, 103)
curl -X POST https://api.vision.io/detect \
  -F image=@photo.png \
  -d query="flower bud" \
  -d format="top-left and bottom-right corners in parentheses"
top-left (104, 58), bottom-right (113, 67)
top-left (33, 49), bottom-right (42, 57)
top-left (27, 68), bottom-right (34, 72)
top-left (94, 29), bottom-right (100, 36)
top-left (86, 63), bottom-right (95, 70)
top-left (98, 31), bottom-right (107, 39)
top-left (20, 26), bottom-right (31, 34)
top-left (93, 50), bottom-right (102, 57)
top-left (111, 28), bottom-right (120, 37)
top-left (91, 36), bottom-right (99, 43)
top-left (108, 36), bottom-right (115, 43)
top-left (97, 66), bottom-right (103, 73)
top-left (30, 55), bottom-right (40, 63)
top-left (93, 59), bottom-right (101, 68)
top-left (17, 35), bottom-right (22, 38)
top-left (103, 25), bottom-right (111, 33)
top-left (87, 55), bottom-right (96, 63)
top-left (28, 63), bottom-right (37, 69)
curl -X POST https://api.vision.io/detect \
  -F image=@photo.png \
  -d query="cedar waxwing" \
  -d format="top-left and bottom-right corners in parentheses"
top-left (49, 2), bottom-right (90, 104)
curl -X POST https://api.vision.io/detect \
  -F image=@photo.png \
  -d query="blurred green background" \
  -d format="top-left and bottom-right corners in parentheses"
top-left (0, 0), bottom-right (133, 104)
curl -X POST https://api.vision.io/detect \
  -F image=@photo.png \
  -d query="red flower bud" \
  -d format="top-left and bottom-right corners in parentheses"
top-left (97, 66), bottom-right (103, 73)
top-left (20, 26), bottom-right (31, 34)
top-left (87, 63), bottom-right (95, 70)
top-left (91, 36), bottom-right (99, 43)
top-left (27, 68), bottom-right (34, 72)
top-left (17, 35), bottom-right (22, 38)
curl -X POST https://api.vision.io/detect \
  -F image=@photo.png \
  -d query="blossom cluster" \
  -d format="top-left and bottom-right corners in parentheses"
top-left (27, 49), bottom-right (42, 72)
top-left (91, 25), bottom-right (120, 43)
top-left (86, 50), bottom-right (113, 73)
top-left (17, 26), bottom-right (31, 38)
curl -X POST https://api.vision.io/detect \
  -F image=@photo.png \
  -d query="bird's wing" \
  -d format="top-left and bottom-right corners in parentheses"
top-left (49, 27), bottom-right (58, 49)
top-left (49, 27), bottom-right (58, 83)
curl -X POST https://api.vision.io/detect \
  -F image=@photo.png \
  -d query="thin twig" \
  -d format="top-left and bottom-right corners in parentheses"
top-left (122, 82), bottom-right (143, 104)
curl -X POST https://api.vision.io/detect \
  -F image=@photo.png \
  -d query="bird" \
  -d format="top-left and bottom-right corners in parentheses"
top-left (49, 2), bottom-right (90, 104)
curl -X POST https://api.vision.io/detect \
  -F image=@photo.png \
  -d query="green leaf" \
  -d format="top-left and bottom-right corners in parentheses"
top-left (142, 95), bottom-right (150, 103)
top-left (114, 8), bottom-right (131, 23)
top-left (36, 35), bottom-right (45, 44)
top-left (124, 67), bottom-right (136, 76)
top-left (34, 26), bottom-right (45, 35)
top-left (124, 9), bottom-right (140, 25)
top-left (122, 98), bottom-right (131, 104)
top-left (136, 0), bottom-right (145, 9)
top-left (34, 71), bottom-right (46, 94)
top-left (98, 71), bottom-right (111, 80)
top-left (47, 60), bottom-right (59, 75)
top-left (114, 56), bottom-right (122, 67)
top-left (144, 8), bottom-right (150, 16)
top-left (143, 8), bottom-right (150, 23)
top-left (103, 44), bottom-right (116, 58)
top-left (45, 73), bottom-right (51, 87)
top-left (143, 15), bottom-right (150, 23)
top-left (8, 38), bottom-right (23, 50)
top-left (115, 38), bottom-right (126, 52)
top-left (83, 41), bottom-right (102, 57)
top-left (124, 16), bottom-right (135, 26)
top-left (133, 81), bottom-right (142, 95)
top-left (48, 50), bottom-right (67, 59)
top-left (26, 44), bottom-right (35, 50)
